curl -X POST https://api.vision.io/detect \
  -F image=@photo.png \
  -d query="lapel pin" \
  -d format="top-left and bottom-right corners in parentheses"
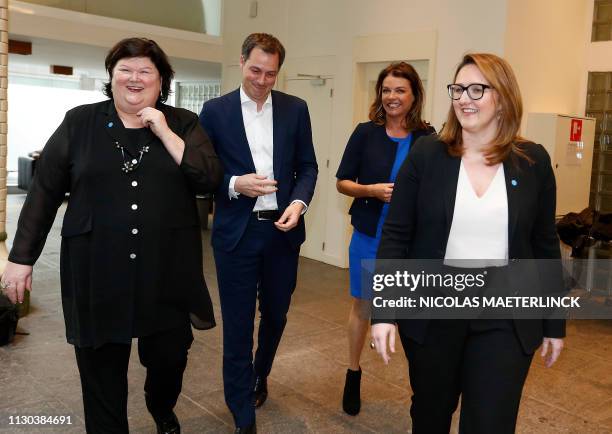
top-left (107, 121), bottom-right (114, 128)
top-left (511, 179), bottom-right (518, 187)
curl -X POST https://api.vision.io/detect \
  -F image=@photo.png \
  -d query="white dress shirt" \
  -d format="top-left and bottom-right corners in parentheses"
top-left (229, 86), bottom-right (307, 214)
top-left (444, 161), bottom-right (509, 267)
top-left (228, 86), bottom-right (277, 211)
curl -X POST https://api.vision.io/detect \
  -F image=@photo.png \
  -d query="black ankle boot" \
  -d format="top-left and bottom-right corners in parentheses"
top-left (342, 367), bottom-right (362, 415)
top-left (155, 412), bottom-right (180, 434)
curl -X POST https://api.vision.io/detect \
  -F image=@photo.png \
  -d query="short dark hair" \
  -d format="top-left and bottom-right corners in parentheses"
top-left (103, 38), bottom-right (174, 103)
top-left (369, 62), bottom-right (427, 131)
top-left (241, 33), bottom-right (285, 68)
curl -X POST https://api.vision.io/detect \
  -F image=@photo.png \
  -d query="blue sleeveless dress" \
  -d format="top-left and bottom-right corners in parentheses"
top-left (348, 133), bottom-right (413, 299)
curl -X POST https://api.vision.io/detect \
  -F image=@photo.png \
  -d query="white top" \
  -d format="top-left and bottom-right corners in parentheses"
top-left (444, 161), bottom-right (509, 268)
top-left (228, 86), bottom-right (277, 211)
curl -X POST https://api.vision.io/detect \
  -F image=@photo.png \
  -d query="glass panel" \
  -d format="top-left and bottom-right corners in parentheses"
top-left (594, 23), bottom-right (612, 41)
top-left (593, 153), bottom-right (601, 172)
top-left (603, 135), bottom-right (612, 150)
top-left (588, 111), bottom-right (604, 134)
top-left (588, 93), bottom-right (606, 111)
top-left (602, 112), bottom-right (612, 135)
top-left (597, 1), bottom-right (612, 21)
top-left (601, 153), bottom-right (612, 171)
top-left (606, 92), bottom-right (612, 109)
top-left (590, 192), bottom-right (598, 209)
top-left (600, 173), bottom-right (612, 192)
top-left (588, 73), bottom-right (609, 91)
top-left (598, 194), bottom-right (612, 212)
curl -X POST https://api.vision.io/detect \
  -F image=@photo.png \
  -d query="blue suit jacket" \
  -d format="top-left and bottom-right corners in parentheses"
top-left (199, 89), bottom-right (318, 252)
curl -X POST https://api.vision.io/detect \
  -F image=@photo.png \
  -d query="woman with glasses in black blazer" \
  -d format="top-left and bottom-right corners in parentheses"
top-left (371, 53), bottom-right (565, 434)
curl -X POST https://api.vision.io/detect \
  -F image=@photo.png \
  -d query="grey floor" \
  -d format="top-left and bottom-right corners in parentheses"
top-left (0, 194), bottom-right (611, 433)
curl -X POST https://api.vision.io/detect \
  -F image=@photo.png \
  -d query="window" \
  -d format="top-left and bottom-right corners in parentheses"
top-left (585, 72), bottom-right (612, 212)
top-left (592, 0), bottom-right (612, 41)
top-left (175, 81), bottom-right (220, 114)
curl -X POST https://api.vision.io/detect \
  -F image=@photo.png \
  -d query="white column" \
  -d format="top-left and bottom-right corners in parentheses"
top-left (0, 0), bottom-right (8, 269)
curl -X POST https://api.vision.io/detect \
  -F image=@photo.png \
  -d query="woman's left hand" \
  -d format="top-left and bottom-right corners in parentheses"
top-left (137, 107), bottom-right (171, 139)
top-left (540, 337), bottom-right (564, 367)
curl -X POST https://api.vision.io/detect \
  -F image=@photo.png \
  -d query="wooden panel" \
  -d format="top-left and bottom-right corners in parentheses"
top-left (8, 39), bottom-right (31, 55)
top-left (50, 65), bottom-right (73, 75)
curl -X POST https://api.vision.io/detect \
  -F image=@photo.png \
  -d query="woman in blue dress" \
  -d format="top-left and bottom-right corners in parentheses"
top-left (336, 62), bottom-right (434, 415)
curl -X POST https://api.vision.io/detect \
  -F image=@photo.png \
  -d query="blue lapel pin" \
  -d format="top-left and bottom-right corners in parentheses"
top-left (511, 179), bottom-right (518, 187)
top-left (107, 121), bottom-right (114, 128)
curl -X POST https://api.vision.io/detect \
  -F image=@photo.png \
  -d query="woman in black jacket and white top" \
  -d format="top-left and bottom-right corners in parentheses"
top-left (371, 53), bottom-right (564, 433)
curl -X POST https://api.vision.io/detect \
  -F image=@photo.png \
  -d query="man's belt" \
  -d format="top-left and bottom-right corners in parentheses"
top-left (253, 210), bottom-right (280, 221)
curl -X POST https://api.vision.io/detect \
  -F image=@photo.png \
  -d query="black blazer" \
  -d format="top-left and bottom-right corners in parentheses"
top-left (199, 89), bottom-right (318, 252)
top-left (375, 135), bottom-right (565, 354)
top-left (9, 100), bottom-right (222, 348)
top-left (336, 121), bottom-right (435, 237)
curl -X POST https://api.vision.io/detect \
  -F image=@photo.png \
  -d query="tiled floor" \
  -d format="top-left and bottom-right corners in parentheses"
top-left (0, 194), bottom-right (611, 433)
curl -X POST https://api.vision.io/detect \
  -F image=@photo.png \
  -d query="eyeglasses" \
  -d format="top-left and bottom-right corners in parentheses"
top-left (447, 83), bottom-right (492, 100)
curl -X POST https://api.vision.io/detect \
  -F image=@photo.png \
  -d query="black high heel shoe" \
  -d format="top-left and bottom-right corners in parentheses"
top-left (342, 367), bottom-right (362, 415)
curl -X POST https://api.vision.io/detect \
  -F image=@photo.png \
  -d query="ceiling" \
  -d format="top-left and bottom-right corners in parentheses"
top-left (8, 34), bottom-right (222, 81)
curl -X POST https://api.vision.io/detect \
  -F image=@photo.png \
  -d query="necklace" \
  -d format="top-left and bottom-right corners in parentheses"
top-left (114, 141), bottom-right (150, 173)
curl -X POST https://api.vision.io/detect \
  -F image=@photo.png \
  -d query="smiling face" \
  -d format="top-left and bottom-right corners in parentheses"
top-left (452, 63), bottom-right (499, 139)
top-left (111, 56), bottom-right (161, 114)
top-left (240, 47), bottom-right (279, 105)
top-left (381, 75), bottom-right (415, 123)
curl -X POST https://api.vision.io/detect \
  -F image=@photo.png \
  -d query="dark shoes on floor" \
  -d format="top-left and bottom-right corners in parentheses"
top-left (155, 412), bottom-right (180, 434)
top-left (233, 374), bottom-right (264, 433)
top-left (342, 367), bottom-right (362, 416)
top-left (253, 376), bottom-right (268, 408)
top-left (234, 421), bottom-right (257, 433)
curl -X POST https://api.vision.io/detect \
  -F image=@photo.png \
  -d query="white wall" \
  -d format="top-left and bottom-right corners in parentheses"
top-left (504, 0), bottom-right (591, 132)
top-left (222, 0), bottom-right (508, 128)
top-left (221, 0), bottom-right (508, 267)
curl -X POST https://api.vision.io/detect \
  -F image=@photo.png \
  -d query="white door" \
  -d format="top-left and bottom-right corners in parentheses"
top-left (285, 77), bottom-right (333, 262)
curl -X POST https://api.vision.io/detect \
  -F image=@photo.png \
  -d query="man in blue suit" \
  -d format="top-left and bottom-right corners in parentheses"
top-left (199, 33), bottom-right (318, 434)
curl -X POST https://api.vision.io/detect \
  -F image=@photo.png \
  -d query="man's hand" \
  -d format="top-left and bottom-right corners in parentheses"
top-left (275, 202), bottom-right (304, 232)
top-left (235, 174), bottom-right (278, 198)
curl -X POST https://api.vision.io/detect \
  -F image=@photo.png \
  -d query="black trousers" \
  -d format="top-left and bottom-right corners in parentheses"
top-left (74, 323), bottom-right (193, 434)
top-left (214, 216), bottom-right (299, 428)
top-left (399, 319), bottom-right (533, 434)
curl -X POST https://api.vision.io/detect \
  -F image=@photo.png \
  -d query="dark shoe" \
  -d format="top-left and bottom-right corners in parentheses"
top-left (253, 376), bottom-right (268, 408)
top-left (156, 412), bottom-right (180, 434)
top-left (342, 367), bottom-right (362, 415)
top-left (234, 421), bottom-right (257, 433)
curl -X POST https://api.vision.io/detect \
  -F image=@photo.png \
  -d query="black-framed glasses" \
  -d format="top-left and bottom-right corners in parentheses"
top-left (447, 83), bottom-right (492, 100)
